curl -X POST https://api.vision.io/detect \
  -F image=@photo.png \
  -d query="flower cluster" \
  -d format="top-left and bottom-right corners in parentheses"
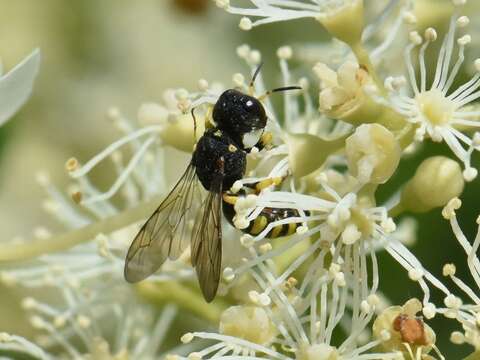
top-left (2, 0), bottom-right (480, 359)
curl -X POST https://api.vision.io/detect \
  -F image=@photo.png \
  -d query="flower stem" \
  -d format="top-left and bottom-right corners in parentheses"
top-left (136, 281), bottom-right (228, 324)
top-left (351, 43), bottom-right (386, 97)
top-left (0, 196), bottom-right (163, 262)
top-left (388, 203), bottom-right (404, 218)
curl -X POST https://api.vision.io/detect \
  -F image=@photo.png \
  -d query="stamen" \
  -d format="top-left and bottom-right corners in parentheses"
top-left (69, 126), bottom-right (162, 178)
top-left (81, 137), bottom-right (156, 205)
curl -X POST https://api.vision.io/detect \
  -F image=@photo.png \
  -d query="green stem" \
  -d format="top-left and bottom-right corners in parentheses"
top-left (136, 281), bottom-right (228, 324)
top-left (351, 43), bottom-right (386, 97)
top-left (358, 183), bottom-right (378, 202)
top-left (388, 203), bottom-right (404, 218)
top-left (0, 196), bottom-right (163, 262)
top-left (396, 123), bottom-right (416, 150)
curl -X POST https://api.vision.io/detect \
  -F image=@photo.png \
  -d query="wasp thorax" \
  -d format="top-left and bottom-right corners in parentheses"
top-left (193, 129), bottom-right (247, 192)
top-left (213, 89), bottom-right (267, 150)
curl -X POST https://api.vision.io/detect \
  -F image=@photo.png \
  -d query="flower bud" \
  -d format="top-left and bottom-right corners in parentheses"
top-left (219, 306), bottom-right (276, 345)
top-left (414, 0), bottom-right (455, 33)
top-left (400, 156), bottom-right (465, 213)
top-left (285, 132), bottom-right (347, 178)
top-left (373, 298), bottom-right (436, 357)
top-left (317, 0), bottom-right (364, 47)
top-left (137, 103), bottom-right (169, 125)
top-left (296, 343), bottom-right (339, 360)
top-left (345, 124), bottom-right (401, 184)
top-left (160, 113), bottom-right (205, 153)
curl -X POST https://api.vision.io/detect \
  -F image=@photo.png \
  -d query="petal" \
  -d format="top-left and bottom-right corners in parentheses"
top-left (319, 87), bottom-right (350, 111)
top-left (313, 62), bottom-right (338, 88)
top-left (0, 48), bottom-right (41, 126)
top-left (337, 60), bottom-right (358, 93)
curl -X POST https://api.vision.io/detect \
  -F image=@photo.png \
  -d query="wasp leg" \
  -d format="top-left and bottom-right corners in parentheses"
top-left (254, 176), bottom-right (284, 193)
top-left (222, 193), bottom-right (238, 205)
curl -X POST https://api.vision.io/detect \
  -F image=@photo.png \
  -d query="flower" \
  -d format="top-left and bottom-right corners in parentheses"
top-left (398, 156), bottom-right (465, 213)
top-left (0, 48), bottom-right (40, 126)
top-left (372, 298), bottom-right (439, 359)
top-left (5, 1), bottom-right (480, 355)
top-left (218, 0), bottom-right (365, 45)
top-left (314, 60), bottom-right (380, 124)
top-left (0, 282), bottom-right (181, 359)
top-left (345, 123), bottom-right (401, 184)
top-left (177, 235), bottom-right (400, 360)
top-left (383, 2), bottom-right (480, 181)
top-left (0, 43), bottom-right (417, 359)
top-left (292, 0), bottom-right (415, 69)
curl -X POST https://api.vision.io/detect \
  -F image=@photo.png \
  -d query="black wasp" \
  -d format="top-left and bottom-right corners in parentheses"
top-left (124, 64), bottom-right (302, 302)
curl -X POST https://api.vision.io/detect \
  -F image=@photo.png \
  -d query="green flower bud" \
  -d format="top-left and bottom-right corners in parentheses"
top-left (317, 0), bottom-right (364, 47)
top-left (400, 156), bottom-right (465, 213)
top-left (285, 132), bottom-right (348, 178)
top-left (297, 343), bottom-right (339, 360)
top-left (345, 124), bottom-right (401, 184)
top-left (160, 113), bottom-right (205, 153)
top-left (414, 0), bottom-right (454, 31)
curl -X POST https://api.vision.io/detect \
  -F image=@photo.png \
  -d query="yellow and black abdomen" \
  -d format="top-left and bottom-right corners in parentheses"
top-left (222, 199), bottom-right (306, 238)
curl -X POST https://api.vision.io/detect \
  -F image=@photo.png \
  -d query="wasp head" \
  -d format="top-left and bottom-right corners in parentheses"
top-left (212, 89), bottom-right (267, 150)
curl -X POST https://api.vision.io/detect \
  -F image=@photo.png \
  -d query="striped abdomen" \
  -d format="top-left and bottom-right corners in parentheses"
top-left (222, 201), bottom-right (306, 238)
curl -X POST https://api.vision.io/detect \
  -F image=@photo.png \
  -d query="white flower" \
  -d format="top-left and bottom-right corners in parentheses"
top-left (0, 105), bottom-right (195, 281)
top-left (3, 12), bottom-right (478, 355)
top-left (172, 184), bottom-right (451, 359)
top-left (0, 97), bottom-right (201, 358)
top-left (219, 0), bottom-right (329, 28)
top-left (372, 298), bottom-right (441, 359)
top-left (0, 282), bottom-right (181, 359)
top-left (177, 234), bottom-right (399, 360)
top-left (0, 48), bottom-right (40, 126)
top-left (221, 0), bottom-right (370, 44)
top-left (298, 0), bottom-right (413, 65)
top-left (384, 4), bottom-right (480, 180)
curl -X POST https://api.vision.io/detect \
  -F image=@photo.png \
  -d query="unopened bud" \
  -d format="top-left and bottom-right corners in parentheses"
top-left (400, 156), bottom-right (464, 213)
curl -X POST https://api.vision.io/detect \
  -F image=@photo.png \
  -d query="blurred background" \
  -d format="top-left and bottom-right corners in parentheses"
top-left (0, 0), bottom-right (478, 358)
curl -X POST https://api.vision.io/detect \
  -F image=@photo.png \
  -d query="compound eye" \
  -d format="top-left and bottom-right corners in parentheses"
top-left (243, 97), bottom-right (266, 123)
top-left (243, 97), bottom-right (261, 112)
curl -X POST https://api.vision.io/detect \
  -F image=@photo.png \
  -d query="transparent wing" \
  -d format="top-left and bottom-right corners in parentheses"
top-left (124, 163), bottom-right (202, 283)
top-left (191, 179), bottom-right (223, 302)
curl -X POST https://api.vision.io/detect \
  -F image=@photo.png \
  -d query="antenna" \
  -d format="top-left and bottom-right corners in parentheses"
top-left (191, 107), bottom-right (198, 141)
top-left (258, 85), bottom-right (302, 101)
top-left (249, 62), bottom-right (264, 95)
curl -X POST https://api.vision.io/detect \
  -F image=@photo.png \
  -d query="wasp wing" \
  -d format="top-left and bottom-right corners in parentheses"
top-left (191, 174), bottom-right (223, 302)
top-left (124, 163), bottom-right (201, 283)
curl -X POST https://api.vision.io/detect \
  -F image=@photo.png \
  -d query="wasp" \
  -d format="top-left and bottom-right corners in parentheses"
top-left (124, 64), bottom-right (302, 302)
top-left (222, 179), bottom-right (307, 239)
